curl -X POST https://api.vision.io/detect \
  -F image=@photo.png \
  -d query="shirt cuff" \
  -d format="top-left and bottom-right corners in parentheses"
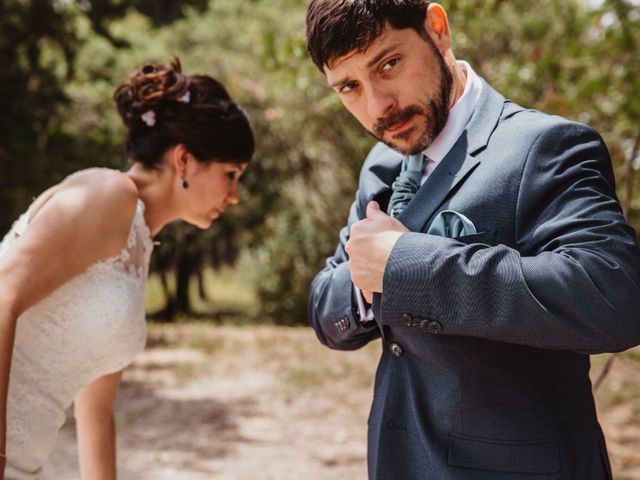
top-left (353, 285), bottom-right (375, 323)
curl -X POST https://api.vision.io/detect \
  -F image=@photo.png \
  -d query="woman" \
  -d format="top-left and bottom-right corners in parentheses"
top-left (0, 58), bottom-right (254, 479)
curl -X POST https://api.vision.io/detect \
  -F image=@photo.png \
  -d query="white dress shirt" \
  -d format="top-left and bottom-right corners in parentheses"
top-left (355, 61), bottom-right (484, 322)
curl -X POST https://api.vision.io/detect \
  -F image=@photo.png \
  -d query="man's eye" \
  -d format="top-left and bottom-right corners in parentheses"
top-left (339, 83), bottom-right (357, 94)
top-left (227, 171), bottom-right (236, 180)
top-left (382, 58), bottom-right (399, 71)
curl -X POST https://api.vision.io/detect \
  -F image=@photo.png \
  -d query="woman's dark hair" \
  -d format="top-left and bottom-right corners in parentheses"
top-left (114, 58), bottom-right (254, 167)
top-left (306, 0), bottom-right (430, 71)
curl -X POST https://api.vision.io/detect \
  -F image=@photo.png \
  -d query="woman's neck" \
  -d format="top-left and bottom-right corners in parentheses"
top-left (125, 162), bottom-right (179, 237)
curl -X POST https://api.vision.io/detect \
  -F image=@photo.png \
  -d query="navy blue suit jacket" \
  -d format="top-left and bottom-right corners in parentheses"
top-left (308, 80), bottom-right (640, 479)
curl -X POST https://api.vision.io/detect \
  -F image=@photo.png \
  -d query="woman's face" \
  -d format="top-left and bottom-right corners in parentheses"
top-left (182, 160), bottom-right (248, 229)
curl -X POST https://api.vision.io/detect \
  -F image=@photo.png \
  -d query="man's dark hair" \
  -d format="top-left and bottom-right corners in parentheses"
top-left (306, 0), bottom-right (430, 71)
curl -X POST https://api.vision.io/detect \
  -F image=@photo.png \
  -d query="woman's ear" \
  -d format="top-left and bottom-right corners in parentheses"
top-left (169, 144), bottom-right (191, 179)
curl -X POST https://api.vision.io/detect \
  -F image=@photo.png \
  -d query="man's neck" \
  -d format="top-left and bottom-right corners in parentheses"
top-left (448, 59), bottom-right (468, 109)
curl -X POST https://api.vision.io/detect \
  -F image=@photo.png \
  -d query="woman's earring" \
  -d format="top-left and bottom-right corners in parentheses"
top-left (182, 178), bottom-right (189, 189)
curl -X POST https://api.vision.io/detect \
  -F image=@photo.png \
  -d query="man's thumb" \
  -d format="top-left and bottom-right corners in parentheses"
top-left (366, 201), bottom-right (384, 218)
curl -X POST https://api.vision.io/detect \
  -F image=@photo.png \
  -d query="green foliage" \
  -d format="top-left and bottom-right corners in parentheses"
top-left (2, 0), bottom-right (638, 324)
top-left (0, 0), bottom-right (78, 231)
top-left (446, 0), bottom-right (640, 220)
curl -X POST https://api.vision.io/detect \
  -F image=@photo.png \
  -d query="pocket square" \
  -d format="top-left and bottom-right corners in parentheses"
top-left (427, 210), bottom-right (477, 238)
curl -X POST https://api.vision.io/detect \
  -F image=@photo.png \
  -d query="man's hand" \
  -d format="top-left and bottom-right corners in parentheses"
top-left (346, 201), bottom-right (408, 294)
top-left (361, 289), bottom-right (373, 305)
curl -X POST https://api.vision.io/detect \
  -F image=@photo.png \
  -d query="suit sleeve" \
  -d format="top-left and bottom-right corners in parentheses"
top-left (380, 122), bottom-right (640, 354)
top-left (308, 197), bottom-right (381, 350)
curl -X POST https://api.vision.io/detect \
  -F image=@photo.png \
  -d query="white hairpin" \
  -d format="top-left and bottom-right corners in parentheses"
top-left (141, 110), bottom-right (156, 127)
top-left (178, 91), bottom-right (190, 104)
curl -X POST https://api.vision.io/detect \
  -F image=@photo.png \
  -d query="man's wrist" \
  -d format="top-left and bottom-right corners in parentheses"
top-left (353, 285), bottom-right (375, 323)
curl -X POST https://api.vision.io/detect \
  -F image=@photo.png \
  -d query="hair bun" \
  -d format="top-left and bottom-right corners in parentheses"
top-left (113, 57), bottom-right (254, 167)
top-left (114, 57), bottom-right (190, 129)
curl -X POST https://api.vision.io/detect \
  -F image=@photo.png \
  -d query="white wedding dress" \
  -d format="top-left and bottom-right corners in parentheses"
top-left (1, 196), bottom-right (153, 479)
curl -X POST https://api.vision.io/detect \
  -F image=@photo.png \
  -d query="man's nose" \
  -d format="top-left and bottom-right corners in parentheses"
top-left (365, 83), bottom-right (396, 119)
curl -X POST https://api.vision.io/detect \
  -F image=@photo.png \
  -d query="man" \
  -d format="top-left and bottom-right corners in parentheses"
top-left (305, 1), bottom-right (640, 479)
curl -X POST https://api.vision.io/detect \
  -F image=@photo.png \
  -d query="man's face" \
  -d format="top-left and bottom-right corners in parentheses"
top-left (324, 24), bottom-right (453, 155)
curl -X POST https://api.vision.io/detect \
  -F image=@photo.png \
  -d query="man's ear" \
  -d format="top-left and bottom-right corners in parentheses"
top-left (424, 3), bottom-right (451, 51)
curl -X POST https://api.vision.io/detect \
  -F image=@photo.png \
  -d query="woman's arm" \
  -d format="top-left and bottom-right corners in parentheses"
top-left (74, 371), bottom-right (123, 480)
top-left (0, 171), bottom-right (138, 476)
top-left (0, 298), bottom-right (18, 477)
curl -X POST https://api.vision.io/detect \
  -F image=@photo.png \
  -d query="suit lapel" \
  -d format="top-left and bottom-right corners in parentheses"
top-left (399, 140), bottom-right (479, 232)
top-left (398, 80), bottom-right (506, 232)
top-left (364, 150), bottom-right (404, 213)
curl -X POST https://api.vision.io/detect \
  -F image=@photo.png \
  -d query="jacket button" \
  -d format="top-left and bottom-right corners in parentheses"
top-left (400, 313), bottom-right (413, 326)
top-left (334, 316), bottom-right (350, 333)
top-left (420, 319), bottom-right (443, 334)
top-left (428, 321), bottom-right (443, 334)
top-left (389, 343), bottom-right (404, 357)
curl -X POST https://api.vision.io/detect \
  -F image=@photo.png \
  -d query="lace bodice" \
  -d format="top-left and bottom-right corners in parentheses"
top-left (1, 197), bottom-right (153, 478)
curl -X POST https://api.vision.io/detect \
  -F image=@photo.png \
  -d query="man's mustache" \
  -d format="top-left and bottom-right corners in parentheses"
top-left (373, 105), bottom-right (425, 137)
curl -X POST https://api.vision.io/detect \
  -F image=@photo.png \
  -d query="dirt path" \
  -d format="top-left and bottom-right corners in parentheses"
top-left (594, 350), bottom-right (640, 480)
top-left (44, 325), bottom-right (378, 480)
top-left (42, 324), bottom-right (640, 479)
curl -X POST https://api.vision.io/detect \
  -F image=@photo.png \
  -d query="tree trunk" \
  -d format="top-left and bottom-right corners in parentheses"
top-left (197, 267), bottom-right (208, 301)
top-left (175, 253), bottom-right (194, 315)
top-left (159, 269), bottom-right (172, 306)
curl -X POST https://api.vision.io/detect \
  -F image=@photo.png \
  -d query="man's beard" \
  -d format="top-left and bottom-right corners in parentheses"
top-left (371, 40), bottom-right (453, 155)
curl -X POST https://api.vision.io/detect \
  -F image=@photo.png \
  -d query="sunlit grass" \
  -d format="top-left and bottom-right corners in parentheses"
top-left (145, 267), bottom-right (259, 323)
top-left (142, 322), bottom-right (380, 397)
top-left (144, 274), bottom-right (168, 313)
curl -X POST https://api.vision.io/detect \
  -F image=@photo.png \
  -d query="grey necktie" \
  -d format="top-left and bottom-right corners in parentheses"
top-left (387, 154), bottom-right (425, 218)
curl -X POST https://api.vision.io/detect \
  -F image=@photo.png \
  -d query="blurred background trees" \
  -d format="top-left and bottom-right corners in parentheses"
top-left (2, 0), bottom-right (638, 325)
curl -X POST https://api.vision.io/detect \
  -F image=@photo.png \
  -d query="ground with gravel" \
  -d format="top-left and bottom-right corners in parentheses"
top-left (43, 324), bottom-right (640, 480)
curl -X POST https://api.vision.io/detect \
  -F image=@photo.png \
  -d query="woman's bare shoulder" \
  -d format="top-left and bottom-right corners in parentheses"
top-left (28, 168), bottom-right (140, 255)
top-left (61, 168), bottom-right (138, 201)
top-left (34, 168), bottom-right (138, 225)
top-left (0, 169), bottom-right (142, 314)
